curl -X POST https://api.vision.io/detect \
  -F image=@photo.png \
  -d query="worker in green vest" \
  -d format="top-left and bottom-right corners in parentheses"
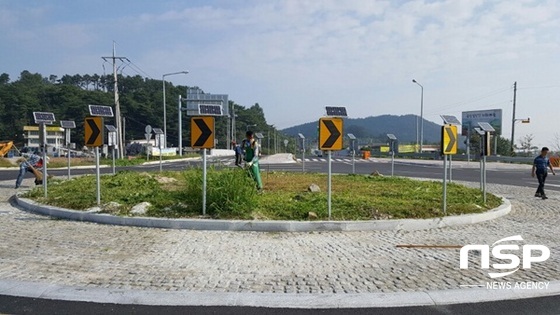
top-left (242, 130), bottom-right (263, 191)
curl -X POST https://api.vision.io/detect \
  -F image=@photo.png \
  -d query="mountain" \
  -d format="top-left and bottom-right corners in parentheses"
top-left (281, 114), bottom-right (441, 144)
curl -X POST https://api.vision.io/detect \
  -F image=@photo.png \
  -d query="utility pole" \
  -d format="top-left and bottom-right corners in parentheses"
top-left (510, 81), bottom-right (517, 154)
top-left (102, 42), bottom-right (128, 159)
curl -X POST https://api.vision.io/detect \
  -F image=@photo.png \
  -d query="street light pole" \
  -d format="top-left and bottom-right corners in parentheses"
top-left (412, 79), bottom-right (424, 153)
top-left (163, 71), bottom-right (188, 149)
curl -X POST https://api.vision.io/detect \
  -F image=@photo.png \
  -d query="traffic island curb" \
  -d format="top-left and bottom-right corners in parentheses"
top-left (0, 279), bottom-right (558, 308)
top-left (13, 194), bottom-right (511, 232)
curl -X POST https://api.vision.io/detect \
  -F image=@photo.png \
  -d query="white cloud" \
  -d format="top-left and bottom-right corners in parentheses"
top-left (1, 0), bottom-right (559, 144)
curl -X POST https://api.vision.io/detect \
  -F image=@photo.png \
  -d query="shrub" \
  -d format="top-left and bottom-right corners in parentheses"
top-left (182, 167), bottom-right (257, 218)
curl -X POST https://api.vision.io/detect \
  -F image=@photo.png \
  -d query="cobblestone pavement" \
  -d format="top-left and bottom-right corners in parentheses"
top-left (0, 178), bottom-right (558, 294)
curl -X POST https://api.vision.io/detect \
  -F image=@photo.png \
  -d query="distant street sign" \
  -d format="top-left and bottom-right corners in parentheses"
top-left (319, 118), bottom-right (343, 150)
top-left (153, 128), bottom-right (164, 134)
top-left (33, 112), bottom-right (56, 124)
top-left (84, 117), bottom-right (103, 147)
top-left (441, 124), bottom-right (458, 155)
top-left (145, 125), bottom-right (152, 134)
top-left (347, 133), bottom-right (356, 140)
top-left (145, 133), bottom-right (152, 141)
top-left (387, 134), bottom-right (397, 141)
top-left (191, 117), bottom-right (215, 149)
top-left (60, 120), bottom-right (76, 129)
top-left (88, 105), bottom-right (114, 117)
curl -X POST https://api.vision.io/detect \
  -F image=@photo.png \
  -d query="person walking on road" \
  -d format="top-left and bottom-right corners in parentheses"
top-left (242, 131), bottom-right (263, 191)
top-left (232, 141), bottom-right (243, 167)
top-left (532, 147), bottom-right (556, 199)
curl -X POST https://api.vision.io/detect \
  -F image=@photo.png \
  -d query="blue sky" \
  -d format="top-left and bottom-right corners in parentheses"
top-left (1, 0), bottom-right (559, 147)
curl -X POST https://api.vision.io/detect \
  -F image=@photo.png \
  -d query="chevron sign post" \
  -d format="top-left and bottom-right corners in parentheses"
top-left (319, 108), bottom-right (347, 220)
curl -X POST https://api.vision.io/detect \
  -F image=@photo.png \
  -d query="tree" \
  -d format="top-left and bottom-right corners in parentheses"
top-left (551, 133), bottom-right (560, 153)
top-left (518, 134), bottom-right (535, 156)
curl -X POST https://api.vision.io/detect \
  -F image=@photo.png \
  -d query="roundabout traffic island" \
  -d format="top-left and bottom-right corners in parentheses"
top-left (15, 169), bottom-right (510, 231)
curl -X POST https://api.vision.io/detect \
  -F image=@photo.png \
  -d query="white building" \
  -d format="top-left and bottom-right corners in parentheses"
top-left (23, 125), bottom-right (64, 155)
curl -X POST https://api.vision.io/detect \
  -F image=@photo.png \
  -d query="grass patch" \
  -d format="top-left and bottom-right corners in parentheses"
top-left (23, 170), bottom-right (502, 220)
top-left (0, 158), bottom-right (14, 167)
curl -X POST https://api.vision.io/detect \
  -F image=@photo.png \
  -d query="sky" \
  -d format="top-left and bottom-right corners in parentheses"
top-left (1, 0), bottom-right (559, 148)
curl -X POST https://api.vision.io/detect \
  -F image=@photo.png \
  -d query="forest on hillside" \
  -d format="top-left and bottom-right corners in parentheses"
top-left (0, 71), bottom-right (279, 152)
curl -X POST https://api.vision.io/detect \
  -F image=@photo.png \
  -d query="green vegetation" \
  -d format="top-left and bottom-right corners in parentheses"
top-left (24, 170), bottom-right (502, 221)
top-left (0, 157), bottom-right (14, 167)
top-left (0, 71), bottom-right (277, 152)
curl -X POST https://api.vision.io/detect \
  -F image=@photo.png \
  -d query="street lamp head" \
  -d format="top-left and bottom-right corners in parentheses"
top-left (412, 79), bottom-right (417, 83)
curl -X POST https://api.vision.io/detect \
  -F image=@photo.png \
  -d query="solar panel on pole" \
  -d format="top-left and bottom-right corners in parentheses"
top-left (325, 106), bottom-right (347, 117)
top-left (88, 105), bottom-right (114, 117)
top-left (478, 122), bottom-right (495, 132)
top-left (440, 115), bottom-right (461, 125)
top-left (105, 125), bottom-right (117, 132)
top-left (198, 104), bottom-right (223, 116)
top-left (60, 120), bottom-right (76, 129)
top-left (33, 112), bottom-right (56, 124)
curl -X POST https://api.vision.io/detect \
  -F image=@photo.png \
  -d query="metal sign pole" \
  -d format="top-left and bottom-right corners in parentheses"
top-left (66, 129), bottom-right (71, 180)
top-left (178, 94), bottom-right (182, 156)
top-left (112, 146), bottom-right (116, 175)
top-left (352, 139), bottom-right (355, 174)
top-left (328, 150), bottom-right (332, 220)
top-left (391, 150), bottom-right (395, 177)
top-left (483, 155), bottom-right (487, 204)
top-left (159, 140), bottom-right (163, 172)
top-left (302, 138), bottom-right (305, 172)
top-left (95, 146), bottom-right (101, 205)
top-left (202, 148), bottom-right (207, 216)
top-left (467, 128), bottom-right (471, 163)
top-left (479, 139), bottom-right (483, 191)
top-left (41, 123), bottom-right (48, 198)
top-left (449, 155), bottom-right (453, 182)
top-left (443, 153), bottom-right (447, 215)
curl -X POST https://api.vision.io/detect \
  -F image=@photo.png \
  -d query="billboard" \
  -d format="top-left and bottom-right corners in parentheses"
top-left (461, 109), bottom-right (502, 136)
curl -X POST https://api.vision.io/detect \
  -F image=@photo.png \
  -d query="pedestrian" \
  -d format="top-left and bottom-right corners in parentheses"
top-left (532, 147), bottom-right (556, 199)
top-left (232, 141), bottom-right (243, 167)
top-left (15, 152), bottom-right (44, 189)
top-left (242, 131), bottom-right (263, 191)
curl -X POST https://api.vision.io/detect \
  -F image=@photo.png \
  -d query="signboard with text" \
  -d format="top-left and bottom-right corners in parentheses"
top-left (461, 109), bottom-right (502, 136)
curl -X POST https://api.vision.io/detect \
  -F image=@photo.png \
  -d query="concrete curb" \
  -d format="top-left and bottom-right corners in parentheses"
top-left (13, 195), bottom-right (511, 232)
top-left (0, 279), bottom-right (558, 308)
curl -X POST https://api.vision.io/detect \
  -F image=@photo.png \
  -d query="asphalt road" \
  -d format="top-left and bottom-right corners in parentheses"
top-left (1, 294), bottom-right (559, 315)
top-left (2, 158), bottom-right (558, 193)
top-left (1, 157), bottom-right (559, 314)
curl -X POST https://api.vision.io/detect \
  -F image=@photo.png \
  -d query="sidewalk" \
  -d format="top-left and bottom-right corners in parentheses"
top-left (0, 178), bottom-right (558, 307)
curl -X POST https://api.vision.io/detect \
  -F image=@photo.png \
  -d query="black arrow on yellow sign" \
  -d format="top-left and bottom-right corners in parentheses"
top-left (84, 117), bottom-right (103, 147)
top-left (322, 120), bottom-right (341, 148)
top-left (194, 118), bottom-right (212, 147)
top-left (191, 117), bottom-right (215, 149)
top-left (445, 127), bottom-right (456, 152)
top-left (441, 124), bottom-right (457, 155)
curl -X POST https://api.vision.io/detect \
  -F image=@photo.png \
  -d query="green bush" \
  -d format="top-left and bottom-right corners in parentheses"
top-left (182, 167), bottom-right (257, 218)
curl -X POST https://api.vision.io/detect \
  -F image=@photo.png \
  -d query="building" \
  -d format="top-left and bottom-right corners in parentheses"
top-left (23, 125), bottom-right (65, 155)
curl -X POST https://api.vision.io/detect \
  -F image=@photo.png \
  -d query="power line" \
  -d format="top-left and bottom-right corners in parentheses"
top-left (425, 86), bottom-right (511, 115)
